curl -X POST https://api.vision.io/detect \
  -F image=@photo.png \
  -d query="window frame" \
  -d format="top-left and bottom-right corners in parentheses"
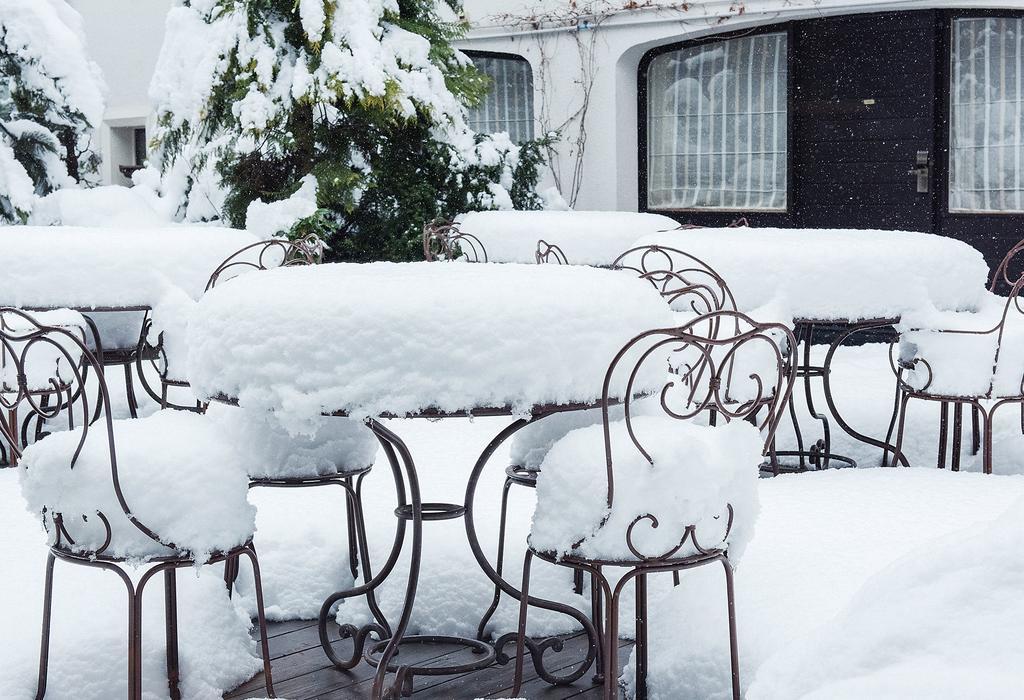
top-left (637, 23), bottom-right (795, 220)
top-left (941, 9), bottom-right (1024, 217)
top-left (462, 50), bottom-right (536, 145)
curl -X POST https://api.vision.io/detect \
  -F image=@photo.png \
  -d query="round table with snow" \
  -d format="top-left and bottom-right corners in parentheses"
top-left (0, 226), bottom-right (260, 421)
top-left (630, 227), bottom-right (993, 470)
top-left (186, 261), bottom-right (677, 698)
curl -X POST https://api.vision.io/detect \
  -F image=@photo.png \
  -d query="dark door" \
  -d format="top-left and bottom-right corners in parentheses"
top-left (793, 11), bottom-right (939, 231)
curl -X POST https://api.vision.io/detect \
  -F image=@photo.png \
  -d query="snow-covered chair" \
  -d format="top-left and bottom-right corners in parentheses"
top-left (476, 246), bottom-right (744, 640)
top-left (136, 234), bottom-right (325, 411)
top-left (422, 219), bottom-right (488, 262)
top-left (0, 308), bottom-right (88, 465)
top-left (893, 240), bottom-right (1024, 474)
top-left (535, 239), bottom-right (569, 265)
top-left (3, 308), bottom-right (275, 700)
top-left (510, 311), bottom-right (796, 699)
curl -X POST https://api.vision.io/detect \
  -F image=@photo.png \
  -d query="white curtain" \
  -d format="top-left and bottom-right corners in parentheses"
top-left (951, 18), bottom-right (1024, 212)
top-left (647, 32), bottom-right (788, 211)
top-left (467, 55), bottom-right (535, 144)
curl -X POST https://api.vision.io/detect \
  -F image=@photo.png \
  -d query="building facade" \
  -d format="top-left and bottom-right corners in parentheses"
top-left (74, 1), bottom-right (1024, 261)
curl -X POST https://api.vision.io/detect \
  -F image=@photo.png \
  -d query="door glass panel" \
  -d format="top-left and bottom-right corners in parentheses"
top-left (950, 18), bottom-right (1024, 213)
top-left (647, 32), bottom-right (788, 211)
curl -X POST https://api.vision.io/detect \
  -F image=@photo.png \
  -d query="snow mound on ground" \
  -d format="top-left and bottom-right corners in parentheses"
top-left (0, 225), bottom-right (258, 308)
top-left (634, 227), bottom-right (990, 322)
top-left (187, 262), bottom-right (676, 425)
top-left (27, 186), bottom-right (166, 227)
top-left (748, 496), bottom-right (1024, 699)
top-left (456, 210), bottom-right (680, 265)
top-left (19, 410), bottom-right (256, 561)
top-left (531, 417), bottom-right (763, 561)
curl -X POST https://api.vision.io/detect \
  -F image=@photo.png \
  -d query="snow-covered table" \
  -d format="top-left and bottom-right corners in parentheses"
top-left (455, 210), bottom-right (680, 266)
top-left (187, 261), bottom-right (675, 696)
top-left (0, 225), bottom-right (259, 418)
top-left (631, 227), bottom-right (992, 471)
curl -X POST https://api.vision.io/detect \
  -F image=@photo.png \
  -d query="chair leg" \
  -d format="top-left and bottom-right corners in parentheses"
top-left (633, 573), bottom-right (648, 700)
top-left (893, 393), bottom-right (911, 469)
top-left (34, 552), bottom-right (56, 700)
top-left (239, 545), bottom-right (276, 697)
top-left (349, 476), bottom-right (389, 633)
top-left (476, 477), bottom-right (513, 641)
top-left (722, 557), bottom-right (741, 700)
top-left (972, 405), bottom-right (982, 455)
top-left (344, 476), bottom-right (360, 581)
top-left (164, 569), bottom-right (181, 700)
top-left (511, 549), bottom-right (533, 697)
top-left (123, 364), bottom-right (139, 419)
top-left (223, 554), bottom-right (239, 596)
top-left (591, 567), bottom-right (605, 684)
top-left (605, 577), bottom-right (623, 700)
top-left (937, 401), bottom-right (949, 469)
top-left (951, 403), bottom-right (963, 472)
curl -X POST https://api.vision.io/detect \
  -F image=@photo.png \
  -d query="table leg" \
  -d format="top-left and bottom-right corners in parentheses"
top-left (821, 320), bottom-right (908, 467)
top-left (464, 413), bottom-right (600, 685)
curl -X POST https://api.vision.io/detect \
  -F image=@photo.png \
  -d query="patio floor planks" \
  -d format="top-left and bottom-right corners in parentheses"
top-left (225, 620), bottom-right (630, 699)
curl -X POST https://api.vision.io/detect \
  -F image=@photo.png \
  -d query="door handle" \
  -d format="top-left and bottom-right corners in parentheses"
top-left (908, 150), bottom-right (930, 193)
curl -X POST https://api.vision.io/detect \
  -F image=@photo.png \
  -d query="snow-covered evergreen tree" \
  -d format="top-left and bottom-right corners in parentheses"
top-left (0, 0), bottom-right (105, 223)
top-left (148, 0), bottom-right (548, 260)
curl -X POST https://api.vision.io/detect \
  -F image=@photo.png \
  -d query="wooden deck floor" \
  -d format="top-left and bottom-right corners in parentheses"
top-left (225, 620), bottom-right (631, 699)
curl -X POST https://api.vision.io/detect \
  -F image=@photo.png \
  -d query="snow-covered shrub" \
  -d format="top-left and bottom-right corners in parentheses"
top-left (148, 0), bottom-right (551, 260)
top-left (0, 0), bottom-right (104, 223)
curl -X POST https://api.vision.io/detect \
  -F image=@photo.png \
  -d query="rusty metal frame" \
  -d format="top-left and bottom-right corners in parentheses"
top-left (0, 308), bottom-right (274, 700)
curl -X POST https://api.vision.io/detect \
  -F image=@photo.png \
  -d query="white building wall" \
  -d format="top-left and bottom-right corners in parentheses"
top-left (68, 0), bottom-right (172, 185)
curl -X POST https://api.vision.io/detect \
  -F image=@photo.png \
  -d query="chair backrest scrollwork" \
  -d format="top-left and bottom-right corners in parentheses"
top-left (611, 245), bottom-right (738, 317)
top-left (535, 239), bottom-right (568, 265)
top-left (582, 311), bottom-right (796, 560)
top-left (990, 238), bottom-right (1024, 294)
top-left (422, 220), bottom-right (488, 263)
top-left (205, 234), bottom-right (325, 292)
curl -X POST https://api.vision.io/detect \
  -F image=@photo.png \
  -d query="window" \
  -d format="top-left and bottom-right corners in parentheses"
top-left (466, 53), bottom-right (535, 144)
top-left (950, 18), bottom-right (1024, 213)
top-left (646, 32), bottom-right (788, 211)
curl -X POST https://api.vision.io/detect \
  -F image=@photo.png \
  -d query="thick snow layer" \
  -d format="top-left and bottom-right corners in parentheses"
top-left (530, 417), bottom-right (763, 561)
top-left (456, 210), bottom-right (680, 265)
top-left (0, 225), bottom-right (258, 308)
top-left (27, 185), bottom-right (166, 228)
top-left (509, 407), bottom-right (609, 470)
top-left (899, 292), bottom-right (1024, 397)
top-left (207, 404), bottom-right (379, 479)
top-left (187, 262), bottom-right (676, 423)
top-left (19, 410), bottom-right (256, 561)
top-left (633, 228), bottom-right (990, 322)
top-left (749, 495), bottom-right (1024, 699)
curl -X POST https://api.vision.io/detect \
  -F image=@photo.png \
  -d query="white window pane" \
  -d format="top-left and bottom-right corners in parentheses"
top-left (647, 32), bottom-right (788, 211)
top-left (950, 18), bottom-right (1024, 212)
top-left (467, 55), bottom-right (535, 144)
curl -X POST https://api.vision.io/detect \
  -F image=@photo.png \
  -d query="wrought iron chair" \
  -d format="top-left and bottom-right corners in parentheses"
top-left (511, 311), bottom-right (796, 699)
top-left (136, 234), bottom-right (325, 411)
top-left (535, 239), bottom-right (568, 265)
top-left (892, 247), bottom-right (1024, 474)
top-left (0, 310), bottom-right (89, 466)
top-left (476, 244), bottom-right (742, 647)
top-left (422, 219), bottom-right (488, 262)
top-left (2, 308), bottom-right (274, 700)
